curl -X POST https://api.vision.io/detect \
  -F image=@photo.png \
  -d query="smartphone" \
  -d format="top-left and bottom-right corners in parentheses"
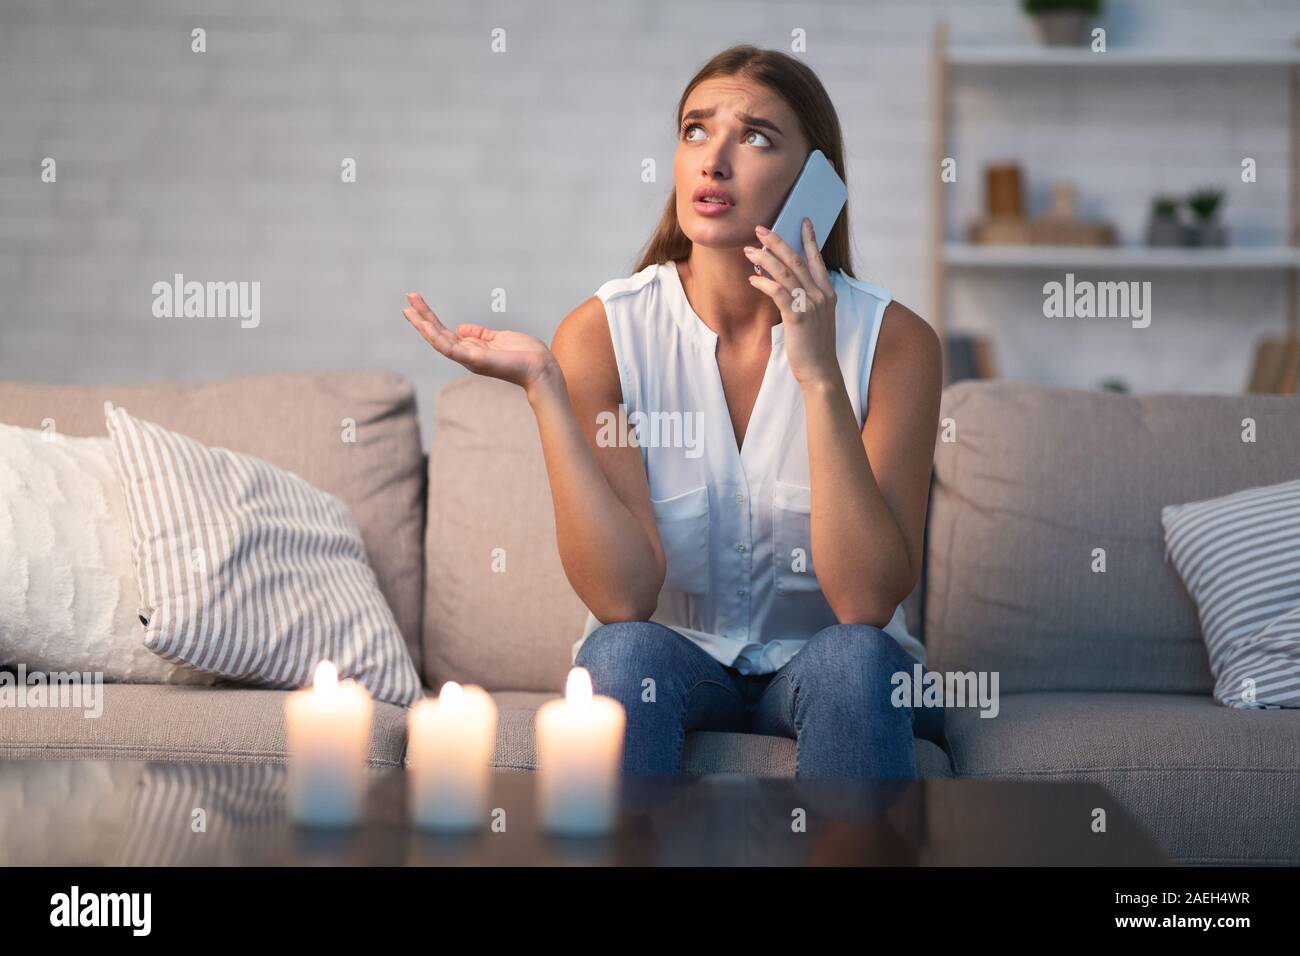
top-left (754, 148), bottom-right (847, 279)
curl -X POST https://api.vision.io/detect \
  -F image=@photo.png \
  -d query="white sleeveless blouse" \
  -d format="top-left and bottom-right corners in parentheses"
top-left (571, 259), bottom-right (926, 675)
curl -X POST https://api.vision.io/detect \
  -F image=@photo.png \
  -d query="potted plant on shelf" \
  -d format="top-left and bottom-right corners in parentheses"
top-left (1098, 376), bottom-right (1129, 393)
top-left (1146, 195), bottom-right (1183, 247)
top-left (1021, 0), bottom-right (1103, 47)
top-left (1185, 188), bottom-right (1228, 247)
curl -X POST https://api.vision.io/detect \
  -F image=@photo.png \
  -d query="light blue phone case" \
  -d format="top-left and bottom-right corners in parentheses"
top-left (756, 148), bottom-right (847, 278)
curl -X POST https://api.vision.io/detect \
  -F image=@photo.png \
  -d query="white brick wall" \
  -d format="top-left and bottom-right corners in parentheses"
top-left (1, 0), bottom-right (1296, 446)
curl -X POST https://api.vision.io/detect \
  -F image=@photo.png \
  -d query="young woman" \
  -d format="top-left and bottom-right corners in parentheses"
top-left (403, 45), bottom-right (944, 779)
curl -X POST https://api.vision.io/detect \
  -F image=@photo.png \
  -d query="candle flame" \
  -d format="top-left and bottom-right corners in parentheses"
top-left (313, 660), bottom-right (339, 693)
top-left (440, 680), bottom-right (464, 706)
top-left (565, 666), bottom-right (593, 705)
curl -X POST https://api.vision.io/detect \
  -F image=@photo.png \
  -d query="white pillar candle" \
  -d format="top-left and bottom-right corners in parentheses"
top-left (535, 667), bottom-right (626, 836)
top-left (407, 681), bottom-right (498, 832)
top-left (284, 660), bottom-right (373, 828)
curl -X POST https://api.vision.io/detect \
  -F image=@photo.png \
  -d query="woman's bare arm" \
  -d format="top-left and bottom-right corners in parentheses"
top-left (533, 296), bottom-right (666, 621)
top-left (402, 290), bottom-right (663, 622)
top-left (802, 301), bottom-right (942, 626)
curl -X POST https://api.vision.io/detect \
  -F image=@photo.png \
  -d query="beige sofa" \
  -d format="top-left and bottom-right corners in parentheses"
top-left (2, 370), bottom-right (1298, 864)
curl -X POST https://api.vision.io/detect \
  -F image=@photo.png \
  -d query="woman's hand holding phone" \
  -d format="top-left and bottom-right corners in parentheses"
top-left (745, 218), bottom-right (841, 389)
top-left (402, 292), bottom-right (559, 395)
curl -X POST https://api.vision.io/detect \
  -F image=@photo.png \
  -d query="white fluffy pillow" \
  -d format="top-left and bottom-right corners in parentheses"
top-left (0, 423), bottom-right (217, 684)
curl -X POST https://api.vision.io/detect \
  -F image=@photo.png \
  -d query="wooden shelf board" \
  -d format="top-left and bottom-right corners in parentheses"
top-left (947, 47), bottom-right (1300, 68)
top-left (943, 244), bottom-right (1300, 269)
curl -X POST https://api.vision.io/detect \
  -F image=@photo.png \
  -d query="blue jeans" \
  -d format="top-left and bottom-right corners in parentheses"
top-left (574, 620), bottom-right (946, 779)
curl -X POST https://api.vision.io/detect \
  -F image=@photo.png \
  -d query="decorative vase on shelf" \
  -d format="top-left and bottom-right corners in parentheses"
top-left (1194, 220), bottom-right (1229, 247)
top-left (1185, 188), bottom-right (1228, 247)
top-left (1033, 13), bottom-right (1091, 46)
top-left (1146, 197), bottom-right (1183, 247)
top-left (1021, 0), bottom-right (1102, 47)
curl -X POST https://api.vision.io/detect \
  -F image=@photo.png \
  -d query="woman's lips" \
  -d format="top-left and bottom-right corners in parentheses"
top-left (693, 198), bottom-right (733, 216)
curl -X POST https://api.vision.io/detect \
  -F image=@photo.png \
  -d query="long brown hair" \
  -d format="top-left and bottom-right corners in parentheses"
top-left (632, 44), bottom-right (856, 278)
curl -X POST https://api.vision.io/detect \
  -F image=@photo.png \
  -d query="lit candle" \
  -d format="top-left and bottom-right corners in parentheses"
top-left (535, 666), bottom-right (626, 836)
top-left (407, 681), bottom-right (498, 831)
top-left (284, 660), bottom-right (373, 827)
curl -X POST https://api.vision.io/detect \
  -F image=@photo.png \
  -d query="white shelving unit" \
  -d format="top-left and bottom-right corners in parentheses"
top-left (929, 22), bottom-right (1300, 386)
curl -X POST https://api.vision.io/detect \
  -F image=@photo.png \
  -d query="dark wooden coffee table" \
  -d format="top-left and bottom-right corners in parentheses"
top-left (0, 758), bottom-right (1171, 865)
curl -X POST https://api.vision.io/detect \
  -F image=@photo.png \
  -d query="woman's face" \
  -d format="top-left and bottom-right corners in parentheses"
top-left (674, 76), bottom-right (810, 251)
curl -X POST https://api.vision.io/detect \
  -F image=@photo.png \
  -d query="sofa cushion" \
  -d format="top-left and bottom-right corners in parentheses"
top-left (0, 683), bottom-right (408, 768)
top-left (943, 691), bottom-right (1300, 864)
top-left (1161, 476), bottom-right (1300, 709)
top-left (0, 371), bottom-right (425, 672)
top-left (927, 381), bottom-right (1300, 694)
top-left (457, 690), bottom-right (953, 779)
top-left (423, 377), bottom-right (589, 692)
top-left (104, 403), bottom-right (423, 706)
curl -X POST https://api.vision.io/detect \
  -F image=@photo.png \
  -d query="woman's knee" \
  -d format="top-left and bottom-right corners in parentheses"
top-left (574, 620), bottom-right (693, 694)
top-left (792, 623), bottom-right (914, 703)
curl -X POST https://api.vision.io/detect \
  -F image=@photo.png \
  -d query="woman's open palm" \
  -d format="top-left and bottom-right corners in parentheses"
top-left (403, 292), bottom-right (554, 390)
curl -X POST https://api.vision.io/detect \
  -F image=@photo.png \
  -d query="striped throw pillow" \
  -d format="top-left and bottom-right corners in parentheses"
top-left (1161, 477), bottom-right (1300, 708)
top-left (104, 402), bottom-right (422, 707)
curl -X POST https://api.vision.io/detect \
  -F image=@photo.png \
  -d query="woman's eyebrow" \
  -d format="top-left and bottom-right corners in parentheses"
top-left (681, 107), bottom-right (783, 136)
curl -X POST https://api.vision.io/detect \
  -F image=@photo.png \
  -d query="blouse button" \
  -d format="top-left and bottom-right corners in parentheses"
top-left (735, 491), bottom-right (747, 503)
top-left (735, 542), bottom-right (748, 553)
top-left (737, 587), bottom-right (748, 596)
